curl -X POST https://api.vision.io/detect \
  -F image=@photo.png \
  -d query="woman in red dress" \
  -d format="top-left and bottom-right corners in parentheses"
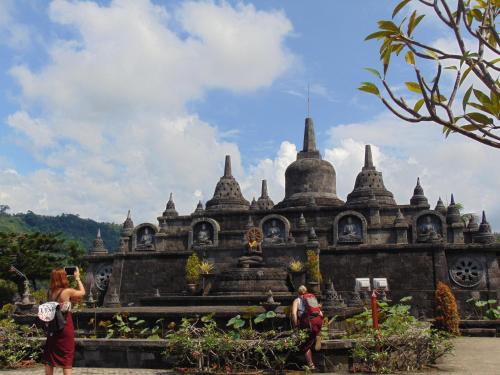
top-left (43, 267), bottom-right (85, 375)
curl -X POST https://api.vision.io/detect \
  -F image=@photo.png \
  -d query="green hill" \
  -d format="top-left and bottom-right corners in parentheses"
top-left (0, 211), bottom-right (121, 252)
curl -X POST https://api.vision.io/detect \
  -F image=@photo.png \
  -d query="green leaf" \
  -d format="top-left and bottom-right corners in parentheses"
top-left (378, 20), bottom-right (400, 32)
top-left (392, 0), bottom-right (411, 18)
top-left (463, 86), bottom-right (473, 110)
top-left (444, 65), bottom-right (458, 70)
top-left (147, 334), bottom-right (161, 341)
top-left (467, 112), bottom-right (493, 124)
top-left (461, 124), bottom-right (484, 131)
top-left (408, 13), bottom-right (425, 36)
top-left (254, 313), bottom-right (267, 324)
top-left (134, 319), bottom-right (146, 326)
top-left (365, 30), bottom-right (393, 41)
top-left (414, 98), bottom-right (425, 112)
top-left (487, 299), bottom-right (498, 305)
top-left (473, 89), bottom-right (491, 106)
top-left (128, 316), bottom-right (137, 321)
top-left (364, 67), bottom-right (381, 79)
top-left (266, 310), bottom-right (277, 318)
top-left (405, 81), bottom-right (422, 94)
top-left (426, 49), bottom-right (439, 60)
top-left (358, 82), bottom-right (381, 96)
top-left (460, 64), bottom-right (475, 86)
top-left (405, 50), bottom-right (415, 65)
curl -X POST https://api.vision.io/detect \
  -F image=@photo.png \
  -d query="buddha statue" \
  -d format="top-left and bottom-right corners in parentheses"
top-left (338, 217), bottom-right (362, 243)
top-left (238, 228), bottom-right (264, 268)
top-left (140, 227), bottom-right (153, 246)
top-left (195, 223), bottom-right (213, 245)
top-left (264, 220), bottom-right (283, 243)
top-left (417, 216), bottom-right (442, 243)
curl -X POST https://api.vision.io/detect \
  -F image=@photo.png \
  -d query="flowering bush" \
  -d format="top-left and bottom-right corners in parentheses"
top-left (435, 282), bottom-right (460, 335)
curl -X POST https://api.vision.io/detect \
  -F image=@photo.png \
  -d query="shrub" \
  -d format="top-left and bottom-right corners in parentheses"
top-left (306, 250), bottom-right (322, 283)
top-left (346, 297), bottom-right (453, 373)
top-left (185, 253), bottom-right (200, 284)
top-left (167, 315), bottom-right (307, 373)
top-left (435, 282), bottom-right (460, 335)
top-left (0, 279), bottom-right (17, 307)
top-left (466, 298), bottom-right (500, 320)
top-left (0, 319), bottom-right (43, 369)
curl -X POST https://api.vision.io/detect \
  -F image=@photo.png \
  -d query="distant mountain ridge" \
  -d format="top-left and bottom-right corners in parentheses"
top-left (0, 211), bottom-right (121, 252)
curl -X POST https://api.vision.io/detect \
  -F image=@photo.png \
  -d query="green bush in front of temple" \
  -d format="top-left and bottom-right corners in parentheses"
top-left (185, 253), bottom-right (201, 285)
top-left (345, 297), bottom-right (453, 373)
top-left (0, 318), bottom-right (43, 369)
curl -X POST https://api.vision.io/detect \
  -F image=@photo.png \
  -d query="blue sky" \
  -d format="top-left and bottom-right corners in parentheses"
top-left (0, 0), bottom-right (498, 230)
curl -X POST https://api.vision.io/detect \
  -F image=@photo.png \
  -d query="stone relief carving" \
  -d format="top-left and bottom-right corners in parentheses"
top-left (449, 257), bottom-right (484, 288)
top-left (263, 219), bottom-right (285, 243)
top-left (136, 225), bottom-right (156, 250)
top-left (416, 215), bottom-right (442, 243)
top-left (95, 264), bottom-right (113, 291)
top-left (194, 222), bottom-right (214, 246)
top-left (338, 216), bottom-right (363, 244)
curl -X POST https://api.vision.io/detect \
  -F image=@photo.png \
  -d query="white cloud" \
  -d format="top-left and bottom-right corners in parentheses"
top-left (324, 112), bottom-right (500, 230)
top-left (2, 0), bottom-right (295, 224)
top-left (0, 0), bottom-right (32, 49)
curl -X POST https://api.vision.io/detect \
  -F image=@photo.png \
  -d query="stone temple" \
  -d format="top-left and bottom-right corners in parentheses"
top-left (85, 117), bottom-right (499, 316)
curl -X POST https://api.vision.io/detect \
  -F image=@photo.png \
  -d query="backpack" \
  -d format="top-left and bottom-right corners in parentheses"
top-left (300, 293), bottom-right (322, 318)
top-left (37, 289), bottom-right (66, 335)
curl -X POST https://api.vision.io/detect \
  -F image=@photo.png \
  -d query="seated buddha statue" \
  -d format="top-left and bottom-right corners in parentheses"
top-left (140, 227), bottom-right (153, 245)
top-left (338, 217), bottom-right (362, 243)
top-left (417, 216), bottom-right (442, 243)
top-left (238, 230), bottom-right (264, 268)
top-left (264, 220), bottom-right (283, 244)
top-left (195, 223), bottom-right (212, 245)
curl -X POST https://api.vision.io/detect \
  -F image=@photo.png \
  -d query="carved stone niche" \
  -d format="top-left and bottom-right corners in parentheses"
top-left (133, 223), bottom-right (158, 251)
top-left (333, 211), bottom-right (367, 246)
top-left (259, 214), bottom-right (290, 245)
top-left (413, 211), bottom-right (446, 244)
top-left (188, 218), bottom-right (220, 249)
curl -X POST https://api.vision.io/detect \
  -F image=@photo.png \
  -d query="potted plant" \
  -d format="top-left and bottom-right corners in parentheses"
top-left (185, 253), bottom-right (200, 294)
top-left (199, 261), bottom-right (216, 296)
top-left (306, 250), bottom-right (322, 294)
top-left (288, 259), bottom-right (306, 291)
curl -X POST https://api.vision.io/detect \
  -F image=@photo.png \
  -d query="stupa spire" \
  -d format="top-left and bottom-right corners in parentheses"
top-left (97, 228), bottom-right (101, 238)
top-left (163, 193), bottom-right (178, 217)
top-left (303, 117), bottom-right (317, 152)
top-left (363, 145), bottom-right (375, 170)
top-left (261, 180), bottom-right (269, 198)
top-left (224, 155), bottom-right (232, 177)
top-left (474, 210), bottom-right (495, 243)
top-left (90, 227), bottom-right (107, 255)
top-left (257, 179), bottom-right (274, 210)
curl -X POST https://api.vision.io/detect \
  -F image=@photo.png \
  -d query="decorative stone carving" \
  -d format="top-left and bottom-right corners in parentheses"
top-left (95, 264), bottom-right (113, 291)
top-left (121, 210), bottom-right (134, 237)
top-left (259, 214), bottom-right (291, 245)
top-left (188, 218), bottom-right (220, 249)
top-left (90, 228), bottom-right (108, 255)
top-left (333, 211), bottom-right (367, 245)
top-left (473, 211), bottom-right (495, 244)
top-left (449, 257), bottom-right (484, 288)
top-left (416, 215), bottom-right (443, 243)
top-left (133, 223), bottom-right (158, 251)
top-left (412, 211), bottom-right (446, 244)
top-left (238, 227), bottom-right (264, 268)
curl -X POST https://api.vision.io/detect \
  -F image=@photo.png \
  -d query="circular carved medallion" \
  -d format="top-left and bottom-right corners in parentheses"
top-left (95, 264), bottom-right (113, 291)
top-left (449, 257), bottom-right (484, 288)
top-left (245, 227), bottom-right (263, 243)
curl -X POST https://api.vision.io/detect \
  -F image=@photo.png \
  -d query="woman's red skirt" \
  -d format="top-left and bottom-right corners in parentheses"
top-left (42, 311), bottom-right (74, 369)
top-left (299, 314), bottom-right (323, 353)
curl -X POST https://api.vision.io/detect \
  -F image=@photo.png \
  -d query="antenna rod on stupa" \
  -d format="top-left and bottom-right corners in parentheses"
top-left (127, 210), bottom-right (131, 219)
top-left (261, 180), bottom-right (269, 198)
top-left (364, 145), bottom-right (374, 169)
top-left (97, 228), bottom-right (101, 238)
top-left (224, 155), bottom-right (232, 177)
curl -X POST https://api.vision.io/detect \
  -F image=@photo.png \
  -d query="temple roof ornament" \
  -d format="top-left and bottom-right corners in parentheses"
top-left (435, 197), bottom-right (447, 216)
top-left (277, 117), bottom-right (343, 208)
top-left (206, 155), bottom-right (250, 211)
top-left (90, 228), bottom-right (108, 255)
top-left (467, 214), bottom-right (479, 231)
top-left (194, 200), bottom-right (204, 215)
top-left (346, 145), bottom-right (396, 207)
top-left (446, 194), bottom-right (462, 224)
top-left (298, 213), bottom-right (307, 230)
top-left (163, 193), bottom-right (179, 217)
top-left (250, 197), bottom-right (258, 210)
top-left (474, 211), bottom-right (495, 244)
top-left (393, 209), bottom-right (408, 227)
top-left (121, 210), bottom-right (134, 236)
top-left (410, 177), bottom-right (429, 207)
top-left (257, 180), bottom-right (274, 210)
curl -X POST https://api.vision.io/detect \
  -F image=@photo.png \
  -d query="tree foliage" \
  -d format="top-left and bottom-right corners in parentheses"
top-left (361, 0), bottom-right (500, 148)
top-left (0, 232), bottom-right (85, 290)
top-left (435, 281), bottom-right (460, 335)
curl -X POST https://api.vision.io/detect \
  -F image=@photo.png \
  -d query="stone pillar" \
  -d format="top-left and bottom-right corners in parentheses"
top-left (395, 225), bottom-right (408, 244)
top-left (485, 252), bottom-right (500, 301)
